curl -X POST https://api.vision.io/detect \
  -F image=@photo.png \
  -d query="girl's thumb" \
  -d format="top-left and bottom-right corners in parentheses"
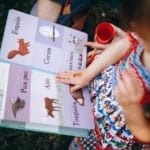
top-left (70, 84), bottom-right (81, 93)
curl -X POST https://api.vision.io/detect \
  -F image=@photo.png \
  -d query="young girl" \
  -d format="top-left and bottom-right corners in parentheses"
top-left (56, 0), bottom-right (150, 149)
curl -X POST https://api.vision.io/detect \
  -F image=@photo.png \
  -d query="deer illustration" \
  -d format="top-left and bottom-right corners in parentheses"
top-left (7, 38), bottom-right (30, 59)
top-left (44, 97), bottom-right (60, 118)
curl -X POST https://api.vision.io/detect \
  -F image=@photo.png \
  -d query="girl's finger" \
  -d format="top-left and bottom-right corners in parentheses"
top-left (111, 24), bottom-right (126, 36)
top-left (117, 78), bottom-right (128, 98)
top-left (95, 49), bottom-right (103, 55)
top-left (87, 50), bottom-right (96, 58)
top-left (84, 41), bottom-right (109, 49)
top-left (56, 70), bottom-right (81, 78)
top-left (120, 70), bottom-right (145, 103)
top-left (56, 72), bottom-right (72, 79)
top-left (87, 49), bottom-right (103, 65)
top-left (70, 84), bottom-right (81, 92)
top-left (56, 77), bottom-right (75, 85)
top-left (115, 80), bottom-right (128, 105)
top-left (121, 70), bottom-right (143, 91)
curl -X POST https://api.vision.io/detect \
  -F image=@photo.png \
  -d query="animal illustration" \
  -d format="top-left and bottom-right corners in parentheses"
top-left (39, 25), bottom-right (60, 41)
top-left (68, 34), bottom-right (83, 52)
top-left (10, 97), bottom-right (26, 118)
top-left (7, 38), bottom-right (30, 59)
top-left (70, 85), bottom-right (84, 106)
top-left (44, 97), bottom-right (60, 118)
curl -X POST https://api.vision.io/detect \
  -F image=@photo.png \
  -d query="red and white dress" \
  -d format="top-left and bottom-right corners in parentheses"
top-left (70, 35), bottom-right (150, 150)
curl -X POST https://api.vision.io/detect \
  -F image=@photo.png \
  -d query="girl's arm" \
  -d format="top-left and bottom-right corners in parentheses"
top-left (84, 35), bottom-right (131, 83)
top-left (86, 24), bottom-right (129, 65)
top-left (56, 34), bottom-right (131, 92)
top-left (37, 0), bottom-right (62, 22)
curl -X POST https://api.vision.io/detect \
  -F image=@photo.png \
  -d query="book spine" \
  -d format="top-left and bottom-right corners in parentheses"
top-left (0, 62), bottom-right (10, 120)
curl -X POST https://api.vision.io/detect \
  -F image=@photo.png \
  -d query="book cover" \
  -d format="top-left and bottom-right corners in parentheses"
top-left (0, 9), bottom-right (94, 137)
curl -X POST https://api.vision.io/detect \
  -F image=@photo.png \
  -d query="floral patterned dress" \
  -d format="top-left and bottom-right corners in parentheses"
top-left (70, 42), bottom-right (150, 150)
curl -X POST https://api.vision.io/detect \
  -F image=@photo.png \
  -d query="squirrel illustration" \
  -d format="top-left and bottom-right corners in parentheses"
top-left (7, 38), bottom-right (30, 59)
top-left (10, 97), bottom-right (26, 118)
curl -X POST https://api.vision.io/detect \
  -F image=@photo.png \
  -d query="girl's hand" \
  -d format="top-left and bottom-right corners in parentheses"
top-left (115, 69), bottom-right (144, 107)
top-left (56, 70), bottom-right (89, 92)
top-left (86, 25), bottom-right (126, 65)
top-left (85, 42), bottom-right (109, 65)
top-left (111, 24), bottom-right (126, 43)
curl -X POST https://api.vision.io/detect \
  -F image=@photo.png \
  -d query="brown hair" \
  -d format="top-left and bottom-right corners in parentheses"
top-left (120, 0), bottom-right (150, 32)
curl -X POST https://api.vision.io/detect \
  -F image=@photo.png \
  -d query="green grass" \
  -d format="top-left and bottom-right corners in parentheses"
top-left (0, 127), bottom-right (73, 150)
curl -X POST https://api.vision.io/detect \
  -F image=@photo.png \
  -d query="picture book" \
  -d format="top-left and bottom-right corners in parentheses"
top-left (0, 9), bottom-right (94, 137)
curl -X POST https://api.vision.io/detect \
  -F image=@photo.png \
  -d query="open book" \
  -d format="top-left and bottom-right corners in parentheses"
top-left (0, 9), bottom-right (94, 137)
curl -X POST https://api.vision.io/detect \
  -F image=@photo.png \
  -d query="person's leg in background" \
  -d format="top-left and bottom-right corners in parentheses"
top-left (30, 0), bottom-right (62, 22)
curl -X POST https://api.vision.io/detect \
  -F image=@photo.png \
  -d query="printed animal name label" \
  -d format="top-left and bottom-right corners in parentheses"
top-left (45, 78), bottom-right (51, 89)
top-left (20, 71), bottom-right (29, 94)
top-left (44, 48), bottom-right (51, 64)
top-left (11, 16), bottom-right (21, 35)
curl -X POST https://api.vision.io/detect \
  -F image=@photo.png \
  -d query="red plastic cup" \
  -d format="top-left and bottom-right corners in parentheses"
top-left (95, 22), bottom-right (116, 44)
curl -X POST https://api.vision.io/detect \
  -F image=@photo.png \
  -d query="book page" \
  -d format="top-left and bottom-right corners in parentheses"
top-left (0, 9), bottom-right (94, 135)
top-left (4, 64), bottom-right (31, 122)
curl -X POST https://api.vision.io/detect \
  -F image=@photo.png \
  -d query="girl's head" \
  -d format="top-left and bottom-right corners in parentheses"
top-left (120, 0), bottom-right (150, 44)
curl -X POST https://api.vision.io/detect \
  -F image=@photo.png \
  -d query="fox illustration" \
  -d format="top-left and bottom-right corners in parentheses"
top-left (7, 38), bottom-right (30, 59)
top-left (44, 97), bottom-right (60, 118)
